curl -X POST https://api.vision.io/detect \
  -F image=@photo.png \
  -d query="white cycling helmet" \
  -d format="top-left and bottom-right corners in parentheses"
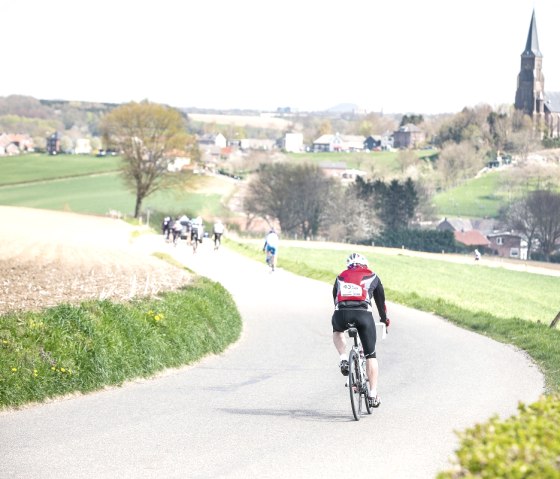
top-left (346, 253), bottom-right (368, 268)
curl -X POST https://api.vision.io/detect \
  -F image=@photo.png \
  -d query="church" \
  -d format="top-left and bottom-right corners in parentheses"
top-left (514, 10), bottom-right (560, 138)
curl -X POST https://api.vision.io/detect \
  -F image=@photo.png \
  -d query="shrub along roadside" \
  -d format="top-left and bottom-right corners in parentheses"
top-left (0, 276), bottom-right (242, 410)
top-left (437, 394), bottom-right (560, 479)
top-left (226, 238), bottom-right (560, 477)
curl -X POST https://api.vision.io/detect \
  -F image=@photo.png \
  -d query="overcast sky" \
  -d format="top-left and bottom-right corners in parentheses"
top-left (2, 0), bottom-right (559, 115)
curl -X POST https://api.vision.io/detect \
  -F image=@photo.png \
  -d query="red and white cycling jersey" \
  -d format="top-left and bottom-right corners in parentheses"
top-left (334, 266), bottom-right (378, 305)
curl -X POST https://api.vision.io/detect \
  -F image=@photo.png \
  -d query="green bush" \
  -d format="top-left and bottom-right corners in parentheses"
top-left (372, 228), bottom-right (459, 253)
top-left (0, 277), bottom-right (242, 409)
top-left (438, 394), bottom-right (560, 478)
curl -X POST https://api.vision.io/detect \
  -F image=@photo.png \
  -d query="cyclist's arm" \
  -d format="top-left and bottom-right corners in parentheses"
top-left (332, 278), bottom-right (339, 305)
top-left (372, 280), bottom-right (387, 322)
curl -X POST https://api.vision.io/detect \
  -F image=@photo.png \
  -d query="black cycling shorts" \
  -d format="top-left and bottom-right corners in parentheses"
top-left (332, 308), bottom-right (377, 358)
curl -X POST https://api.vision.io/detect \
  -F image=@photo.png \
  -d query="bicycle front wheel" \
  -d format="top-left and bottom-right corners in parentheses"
top-left (348, 350), bottom-right (361, 421)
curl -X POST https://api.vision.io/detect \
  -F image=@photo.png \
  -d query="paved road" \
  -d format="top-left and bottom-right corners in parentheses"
top-left (1, 237), bottom-right (545, 478)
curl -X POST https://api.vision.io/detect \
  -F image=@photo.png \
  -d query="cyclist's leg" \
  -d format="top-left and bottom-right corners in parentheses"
top-left (332, 310), bottom-right (350, 374)
top-left (356, 312), bottom-right (379, 399)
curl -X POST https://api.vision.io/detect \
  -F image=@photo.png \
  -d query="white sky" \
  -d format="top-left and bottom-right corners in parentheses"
top-left (2, 0), bottom-right (559, 115)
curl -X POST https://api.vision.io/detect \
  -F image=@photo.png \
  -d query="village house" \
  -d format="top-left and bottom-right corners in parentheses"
top-left (319, 162), bottom-right (367, 182)
top-left (283, 133), bottom-right (304, 153)
top-left (487, 232), bottom-right (528, 259)
top-left (453, 230), bottom-right (492, 252)
top-left (198, 133), bottom-right (227, 148)
top-left (0, 133), bottom-right (34, 155)
top-left (392, 123), bottom-right (425, 149)
top-left (312, 133), bottom-right (365, 152)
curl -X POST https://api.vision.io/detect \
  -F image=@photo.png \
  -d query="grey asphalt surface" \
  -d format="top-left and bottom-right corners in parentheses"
top-left (0, 237), bottom-right (545, 479)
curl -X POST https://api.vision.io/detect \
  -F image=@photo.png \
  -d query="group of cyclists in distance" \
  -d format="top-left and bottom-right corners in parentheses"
top-left (161, 215), bottom-right (224, 251)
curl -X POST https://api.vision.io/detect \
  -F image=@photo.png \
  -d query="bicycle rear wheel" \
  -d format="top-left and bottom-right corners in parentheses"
top-left (348, 350), bottom-right (361, 421)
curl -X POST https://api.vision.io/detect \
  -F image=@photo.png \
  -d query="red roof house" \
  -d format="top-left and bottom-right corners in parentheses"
top-left (454, 230), bottom-right (491, 248)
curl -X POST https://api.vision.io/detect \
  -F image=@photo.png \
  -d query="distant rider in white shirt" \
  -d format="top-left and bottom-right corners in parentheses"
top-left (263, 228), bottom-right (279, 271)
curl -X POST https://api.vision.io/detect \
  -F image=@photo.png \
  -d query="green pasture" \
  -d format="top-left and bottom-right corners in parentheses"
top-left (232, 241), bottom-right (559, 325)
top-left (0, 153), bottom-right (122, 185)
top-left (0, 172), bottom-right (232, 219)
top-left (285, 150), bottom-right (435, 176)
top-left (433, 171), bottom-right (508, 218)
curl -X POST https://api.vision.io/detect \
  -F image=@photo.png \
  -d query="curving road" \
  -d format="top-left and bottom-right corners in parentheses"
top-left (1, 237), bottom-right (544, 478)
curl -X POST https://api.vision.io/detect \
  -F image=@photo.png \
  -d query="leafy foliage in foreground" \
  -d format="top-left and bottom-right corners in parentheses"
top-left (438, 394), bottom-right (560, 479)
top-left (0, 277), bottom-right (242, 409)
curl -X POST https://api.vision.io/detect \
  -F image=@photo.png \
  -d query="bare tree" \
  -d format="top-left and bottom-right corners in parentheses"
top-left (244, 163), bottom-right (336, 238)
top-left (503, 198), bottom-right (539, 260)
top-left (101, 101), bottom-right (195, 218)
top-left (529, 190), bottom-right (560, 261)
top-left (505, 190), bottom-right (560, 261)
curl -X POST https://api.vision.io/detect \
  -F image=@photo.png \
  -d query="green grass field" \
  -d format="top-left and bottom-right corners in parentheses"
top-left (229, 240), bottom-right (559, 325)
top-left (0, 157), bottom-right (234, 218)
top-left (432, 171), bottom-right (508, 218)
top-left (0, 153), bottom-right (123, 185)
top-left (285, 149), bottom-right (435, 176)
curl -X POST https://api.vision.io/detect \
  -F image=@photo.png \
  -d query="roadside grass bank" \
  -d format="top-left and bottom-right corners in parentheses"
top-left (226, 238), bottom-right (560, 476)
top-left (225, 238), bottom-right (560, 391)
top-left (0, 276), bottom-right (242, 410)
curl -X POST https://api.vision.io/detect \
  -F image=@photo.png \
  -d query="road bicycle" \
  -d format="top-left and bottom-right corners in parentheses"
top-left (346, 323), bottom-right (371, 421)
top-left (346, 322), bottom-right (387, 421)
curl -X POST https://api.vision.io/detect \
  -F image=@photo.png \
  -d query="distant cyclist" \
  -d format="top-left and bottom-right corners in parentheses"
top-left (331, 253), bottom-right (390, 408)
top-left (213, 219), bottom-right (225, 249)
top-left (262, 228), bottom-right (279, 271)
top-left (191, 216), bottom-right (204, 245)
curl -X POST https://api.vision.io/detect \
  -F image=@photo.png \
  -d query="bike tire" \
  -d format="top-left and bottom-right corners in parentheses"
top-left (192, 237), bottom-right (198, 253)
top-left (348, 350), bottom-right (361, 421)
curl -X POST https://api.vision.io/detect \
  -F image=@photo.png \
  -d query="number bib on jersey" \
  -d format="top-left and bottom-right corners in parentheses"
top-left (340, 281), bottom-right (365, 298)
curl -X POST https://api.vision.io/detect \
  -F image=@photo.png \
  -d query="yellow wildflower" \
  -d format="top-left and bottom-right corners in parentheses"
top-left (60, 367), bottom-right (66, 373)
top-left (11, 367), bottom-right (17, 372)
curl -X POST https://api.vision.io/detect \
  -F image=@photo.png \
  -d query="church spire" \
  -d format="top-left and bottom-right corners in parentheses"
top-left (515, 9), bottom-right (545, 117)
top-left (522, 9), bottom-right (542, 57)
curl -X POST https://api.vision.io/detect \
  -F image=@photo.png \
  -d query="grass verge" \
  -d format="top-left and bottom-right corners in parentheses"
top-left (0, 276), bottom-right (242, 410)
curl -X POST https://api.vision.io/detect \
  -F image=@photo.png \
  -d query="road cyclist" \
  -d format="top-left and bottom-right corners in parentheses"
top-left (213, 219), bottom-right (225, 250)
top-left (190, 216), bottom-right (204, 253)
top-left (262, 228), bottom-right (279, 271)
top-left (331, 252), bottom-right (390, 412)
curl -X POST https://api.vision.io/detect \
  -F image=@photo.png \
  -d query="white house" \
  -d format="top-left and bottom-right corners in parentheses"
top-left (74, 138), bottom-right (92, 155)
top-left (284, 133), bottom-right (303, 153)
top-left (312, 133), bottom-right (365, 152)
